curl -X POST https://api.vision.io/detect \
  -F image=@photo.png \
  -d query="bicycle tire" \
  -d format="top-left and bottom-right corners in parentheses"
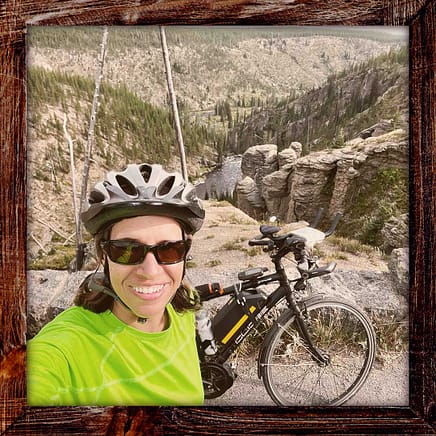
top-left (259, 296), bottom-right (376, 406)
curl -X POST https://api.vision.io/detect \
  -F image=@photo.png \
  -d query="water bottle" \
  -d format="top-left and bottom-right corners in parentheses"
top-left (196, 310), bottom-right (217, 355)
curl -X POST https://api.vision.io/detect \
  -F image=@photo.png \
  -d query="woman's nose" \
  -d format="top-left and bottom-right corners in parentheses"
top-left (136, 251), bottom-right (161, 275)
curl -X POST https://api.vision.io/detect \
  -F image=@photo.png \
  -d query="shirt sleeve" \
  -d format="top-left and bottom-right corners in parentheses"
top-left (27, 340), bottom-right (72, 406)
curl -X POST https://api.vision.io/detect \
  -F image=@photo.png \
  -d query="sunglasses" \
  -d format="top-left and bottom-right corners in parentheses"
top-left (101, 239), bottom-right (191, 265)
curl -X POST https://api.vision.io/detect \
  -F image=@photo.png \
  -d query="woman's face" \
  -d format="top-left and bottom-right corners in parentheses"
top-left (107, 215), bottom-right (185, 330)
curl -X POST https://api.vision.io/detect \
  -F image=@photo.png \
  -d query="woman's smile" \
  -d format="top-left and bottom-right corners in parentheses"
top-left (129, 282), bottom-right (170, 301)
top-left (133, 284), bottom-right (166, 295)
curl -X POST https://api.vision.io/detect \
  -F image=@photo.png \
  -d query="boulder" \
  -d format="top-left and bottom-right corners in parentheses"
top-left (287, 149), bottom-right (340, 222)
top-left (237, 142), bottom-right (303, 220)
top-left (235, 176), bottom-right (265, 219)
top-left (277, 141), bottom-right (302, 168)
top-left (27, 270), bottom-right (89, 339)
top-left (381, 213), bottom-right (409, 253)
top-left (358, 119), bottom-right (395, 139)
top-left (310, 269), bottom-right (407, 316)
top-left (388, 248), bottom-right (409, 297)
top-left (236, 144), bottom-right (278, 218)
top-left (240, 144), bottom-right (277, 181)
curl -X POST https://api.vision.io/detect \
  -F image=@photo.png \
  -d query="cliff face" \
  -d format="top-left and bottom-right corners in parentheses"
top-left (235, 128), bottom-right (408, 244)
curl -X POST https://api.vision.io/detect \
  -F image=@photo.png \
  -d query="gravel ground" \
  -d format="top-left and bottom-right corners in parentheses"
top-left (205, 352), bottom-right (408, 406)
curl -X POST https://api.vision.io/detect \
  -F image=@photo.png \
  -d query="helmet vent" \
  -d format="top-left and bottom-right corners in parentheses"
top-left (157, 176), bottom-right (175, 196)
top-left (116, 175), bottom-right (137, 196)
top-left (139, 164), bottom-right (152, 183)
top-left (89, 190), bottom-right (105, 204)
top-left (185, 189), bottom-right (196, 202)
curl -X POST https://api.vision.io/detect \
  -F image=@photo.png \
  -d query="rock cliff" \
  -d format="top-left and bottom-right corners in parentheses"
top-left (235, 128), bottom-right (408, 242)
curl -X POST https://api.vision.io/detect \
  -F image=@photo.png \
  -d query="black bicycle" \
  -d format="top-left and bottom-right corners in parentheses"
top-left (194, 212), bottom-right (376, 406)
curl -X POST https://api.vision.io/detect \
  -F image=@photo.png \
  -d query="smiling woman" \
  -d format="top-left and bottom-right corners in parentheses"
top-left (26, 162), bottom-right (206, 406)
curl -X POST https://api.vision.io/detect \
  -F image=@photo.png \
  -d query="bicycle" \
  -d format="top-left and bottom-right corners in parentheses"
top-left (194, 211), bottom-right (376, 406)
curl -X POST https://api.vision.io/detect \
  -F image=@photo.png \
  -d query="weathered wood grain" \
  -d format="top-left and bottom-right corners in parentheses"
top-left (1, 0), bottom-right (435, 434)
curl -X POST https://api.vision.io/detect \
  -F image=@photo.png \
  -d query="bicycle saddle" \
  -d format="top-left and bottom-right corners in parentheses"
top-left (259, 225), bottom-right (280, 236)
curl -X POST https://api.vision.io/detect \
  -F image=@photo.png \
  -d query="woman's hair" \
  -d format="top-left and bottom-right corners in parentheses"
top-left (74, 226), bottom-right (201, 314)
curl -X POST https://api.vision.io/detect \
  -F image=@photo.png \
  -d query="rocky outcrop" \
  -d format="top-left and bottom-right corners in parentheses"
top-left (358, 119), bottom-right (395, 139)
top-left (235, 142), bottom-right (303, 219)
top-left (236, 129), bottom-right (408, 230)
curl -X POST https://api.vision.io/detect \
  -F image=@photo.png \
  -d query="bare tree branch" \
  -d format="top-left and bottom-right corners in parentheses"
top-left (63, 113), bottom-right (80, 240)
top-left (160, 26), bottom-right (188, 182)
top-left (78, 25), bottom-right (108, 245)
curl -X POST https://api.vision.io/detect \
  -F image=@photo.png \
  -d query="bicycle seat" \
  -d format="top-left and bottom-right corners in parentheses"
top-left (260, 225), bottom-right (280, 236)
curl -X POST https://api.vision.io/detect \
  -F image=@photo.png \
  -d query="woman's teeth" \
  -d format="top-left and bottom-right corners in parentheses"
top-left (135, 285), bottom-right (164, 294)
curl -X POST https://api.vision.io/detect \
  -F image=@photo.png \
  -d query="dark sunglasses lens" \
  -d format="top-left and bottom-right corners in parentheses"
top-left (156, 241), bottom-right (189, 263)
top-left (106, 242), bottom-right (144, 264)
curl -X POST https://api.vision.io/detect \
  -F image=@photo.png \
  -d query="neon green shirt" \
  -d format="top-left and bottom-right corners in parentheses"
top-left (27, 305), bottom-right (204, 406)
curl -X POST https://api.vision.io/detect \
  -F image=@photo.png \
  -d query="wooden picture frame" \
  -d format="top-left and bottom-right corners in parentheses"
top-left (1, 1), bottom-right (434, 434)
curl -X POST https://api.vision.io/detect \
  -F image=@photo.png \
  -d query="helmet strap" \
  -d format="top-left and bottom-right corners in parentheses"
top-left (101, 257), bottom-right (148, 324)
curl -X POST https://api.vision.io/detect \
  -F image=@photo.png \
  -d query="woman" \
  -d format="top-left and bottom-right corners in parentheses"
top-left (27, 163), bottom-right (205, 406)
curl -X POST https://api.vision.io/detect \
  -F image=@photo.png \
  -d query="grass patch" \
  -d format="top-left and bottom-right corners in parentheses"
top-left (28, 245), bottom-right (76, 270)
top-left (246, 247), bottom-right (263, 257)
top-left (233, 308), bottom-right (281, 357)
top-left (328, 236), bottom-right (380, 257)
top-left (205, 259), bottom-right (222, 267)
top-left (186, 260), bottom-right (197, 268)
top-left (209, 200), bottom-right (232, 207)
top-left (224, 213), bottom-right (255, 225)
top-left (221, 237), bottom-right (247, 251)
top-left (371, 312), bottom-right (408, 354)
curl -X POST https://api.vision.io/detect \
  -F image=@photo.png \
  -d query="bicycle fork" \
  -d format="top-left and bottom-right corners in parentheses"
top-left (285, 293), bottom-right (330, 366)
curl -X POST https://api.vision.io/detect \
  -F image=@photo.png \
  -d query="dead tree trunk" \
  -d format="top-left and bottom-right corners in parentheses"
top-left (63, 113), bottom-right (80, 243)
top-left (159, 26), bottom-right (188, 182)
top-left (76, 25), bottom-right (108, 270)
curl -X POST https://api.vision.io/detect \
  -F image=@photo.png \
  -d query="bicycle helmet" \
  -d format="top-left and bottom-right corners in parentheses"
top-left (81, 163), bottom-right (205, 236)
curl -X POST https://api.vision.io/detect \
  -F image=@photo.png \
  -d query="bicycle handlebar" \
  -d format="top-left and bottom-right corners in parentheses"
top-left (195, 213), bottom-right (340, 303)
top-left (325, 212), bottom-right (342, 237)
top-left (248, 239), bottom-right (273, 247)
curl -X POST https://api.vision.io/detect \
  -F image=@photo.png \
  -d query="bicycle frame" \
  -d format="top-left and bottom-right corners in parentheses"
top-left (208, 277), bottom-right (289, 364)
top-left (199, 267), bottom-right (328, 366)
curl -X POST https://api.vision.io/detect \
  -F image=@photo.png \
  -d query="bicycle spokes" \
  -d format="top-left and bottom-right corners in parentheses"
top-left (260, 298), bottom-right (376, 406)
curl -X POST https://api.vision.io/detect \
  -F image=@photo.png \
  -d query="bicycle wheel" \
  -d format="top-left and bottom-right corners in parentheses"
top-left (260, 296), bottom-right (376, 406)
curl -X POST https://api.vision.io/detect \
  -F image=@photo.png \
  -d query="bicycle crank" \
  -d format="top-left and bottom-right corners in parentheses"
top-left (201, 362), bottom-right (236, 399)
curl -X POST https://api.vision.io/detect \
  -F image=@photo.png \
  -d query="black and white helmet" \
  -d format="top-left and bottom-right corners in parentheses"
top-left (81, 163), bottom-right (205, 236)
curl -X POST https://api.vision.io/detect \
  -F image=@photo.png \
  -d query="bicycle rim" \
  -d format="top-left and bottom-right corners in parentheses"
top-left (261, 297), bottom-right (376, 406)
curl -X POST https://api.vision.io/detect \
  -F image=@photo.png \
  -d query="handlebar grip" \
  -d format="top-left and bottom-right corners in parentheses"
top-left (248, 239), bottom-right (270, 246)
top-left (196, 282), bottom-right (234, 301)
